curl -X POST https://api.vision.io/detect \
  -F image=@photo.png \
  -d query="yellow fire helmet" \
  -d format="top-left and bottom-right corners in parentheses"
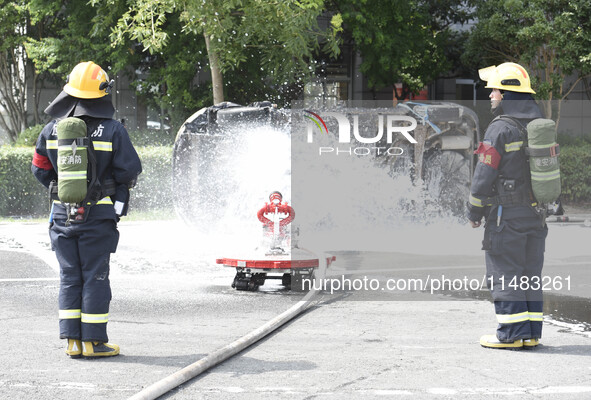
top-left (478, 62), bottom-right (535, 94)
top-left (63, 61), bottom-right (113, 99)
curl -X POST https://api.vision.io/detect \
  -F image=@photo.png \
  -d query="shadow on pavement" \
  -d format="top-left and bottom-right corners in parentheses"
top-left (107, 353), bottom-right (208, 367)
top-left (535, 344), bottom-right (591, 356)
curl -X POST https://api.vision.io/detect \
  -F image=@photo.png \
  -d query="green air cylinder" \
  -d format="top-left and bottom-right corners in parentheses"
top-left (526, 118), bottom-right (561, 204)
top-left (56, 117), bottom-right (88, 204)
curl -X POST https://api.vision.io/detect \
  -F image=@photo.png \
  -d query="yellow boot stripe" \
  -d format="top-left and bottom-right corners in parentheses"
top-left (59, 309), bottom-right (81, 319)
top-left (496, 311), bottom-right (529, 324)
top-left (81, 313), bottom-right (109, 323)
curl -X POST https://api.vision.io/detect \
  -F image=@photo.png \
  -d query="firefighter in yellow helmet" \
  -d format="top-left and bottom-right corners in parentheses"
top-left (468, 62), bottom-right (547, 350)
top-left (478, 62), bottom-right (536, 94)
top-left (63, 61), bottom-right (113, 98)
top-left (32, 61), bottom-right (142, 358)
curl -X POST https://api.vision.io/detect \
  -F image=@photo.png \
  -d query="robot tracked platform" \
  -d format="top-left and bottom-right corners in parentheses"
top-left (216, 191), bottom-right (335, 291)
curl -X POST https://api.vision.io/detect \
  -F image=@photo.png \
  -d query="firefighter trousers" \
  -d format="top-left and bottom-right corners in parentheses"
top-left (49, 218), bottom-right (119, 342)
top-left (483, 216), bottom-right (548, 342)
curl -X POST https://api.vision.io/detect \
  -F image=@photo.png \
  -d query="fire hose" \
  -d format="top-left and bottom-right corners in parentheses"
top-left (128, 251), bottom-right (329, 400)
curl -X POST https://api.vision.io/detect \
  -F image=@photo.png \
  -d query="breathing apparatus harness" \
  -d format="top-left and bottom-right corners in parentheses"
top-left (49, 118), bottom-right (117, 225)
top-left (481, 115), bottom-right (560, 225)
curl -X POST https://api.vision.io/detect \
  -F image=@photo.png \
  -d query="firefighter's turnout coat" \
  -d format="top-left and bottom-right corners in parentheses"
top-left (467, 93), bottom-right (547, 342)
top-left (32, 111), bottom-right (142, 343)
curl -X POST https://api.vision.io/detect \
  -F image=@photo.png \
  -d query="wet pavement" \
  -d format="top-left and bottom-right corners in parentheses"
top-left (1, 219), bottom-right (591, 399)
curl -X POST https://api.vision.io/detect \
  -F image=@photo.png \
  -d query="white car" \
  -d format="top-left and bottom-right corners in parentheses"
top-left (147, 120), bottom-right (171, 130)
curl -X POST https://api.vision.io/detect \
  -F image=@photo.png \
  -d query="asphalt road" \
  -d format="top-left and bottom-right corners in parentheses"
top-left (1, 219), bottom-right (591, 399)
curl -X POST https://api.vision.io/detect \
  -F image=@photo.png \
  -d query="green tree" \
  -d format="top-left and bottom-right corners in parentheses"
top-left (464, 0), bottom-right (591, 120)
top-left (20, 0), bottom-right (134, 130)
top-left (109, 0), bottom-right (342, 104)
top-left (26, 0), bottom-right (117, 74)
top-left (335, 0), bottom-right (472, 99)
top-left (121, 12), bottom-right (211, 130)
top-left (24, 0), bottom-right (207, 132)
top-left (0, 0), bottom-right (29, 143)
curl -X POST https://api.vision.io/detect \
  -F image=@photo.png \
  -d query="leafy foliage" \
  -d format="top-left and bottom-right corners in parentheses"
top-left (0, 145), bottom-right (173, 216)
top-left (557, 133), bottom-right (591, 147)
top-left (21, 0), bottom-right (137, 131)
top-left (128, 128), bottom-right (175, 147)
top-left (335, 0), bottom-right (472, 98)
top-left (0, 0), bottom-right (29, 142)
top-left (109, 0), bottom-right (342, 102)
top-left (130, 146), bottom-right (173, 212)
top-left (464, 0), bottom-right (591, 107)
top-left (2, 135), bottom-right (589, 217)
top-left (0, 146), bottom-right (47, 216)
top-left (4, 0), bottom-right (591, 146)
top-left (560, 142), bottom-right (591, 203)
top-left (24, 0), bottom-right (209, 131)
top-left (25, 0), bottom-right (132, 77)
top-left (128, 12), bottom-right (212, 129)
top-left (15, 124), bottom-right (43, 147)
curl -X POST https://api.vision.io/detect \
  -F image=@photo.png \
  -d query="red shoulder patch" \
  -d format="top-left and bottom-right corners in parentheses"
top-left (474, 142), bottom-right (501, 170)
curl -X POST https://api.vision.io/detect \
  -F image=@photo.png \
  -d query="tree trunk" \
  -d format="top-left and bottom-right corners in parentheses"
top-left (204, 33), bottom-right (224, 104)
top-left (0, 50), bottom-right (28, 143)
top-left (32, 70), bottom-right (40, 125)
